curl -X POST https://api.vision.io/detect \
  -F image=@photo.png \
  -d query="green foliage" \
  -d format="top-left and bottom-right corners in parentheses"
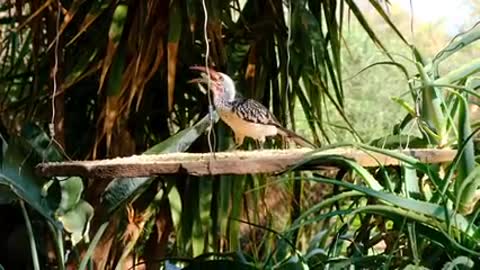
top-left (0, 133), bottom-right (58, 225)
top-left (1, 0), bottom-right (480, 269)
top-left (0, 125), bottom-right (94, 269)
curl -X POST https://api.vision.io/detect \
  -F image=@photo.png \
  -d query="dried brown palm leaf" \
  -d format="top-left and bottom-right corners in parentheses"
top-left (167, 41), bottom-right (179, 112)
top-left (132, 34), bottom-right (165, 112)
top-left (92, 95), bottom-right (120, 159)
top-left (126, 1), bottom-right (166, 111)
top-left (167, 2), bottom-right (182, 112)
top-left (46, 0), bottom-right (87, 52)
top-left (65, 0), bottom-right (112, 47)
top-left (98, 3), bottom-right (128, 93)
top-left (123, 0), bottom-right (168, 113)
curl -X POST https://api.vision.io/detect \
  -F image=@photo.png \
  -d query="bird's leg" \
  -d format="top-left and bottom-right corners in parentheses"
top-left (283, 136), bottom-right (290, 149)
top-left (256, 137), bottom-right (266, 150)
top-left (227, 133), bottom-right (244, 151)
top-left (235, 134), bottom-right (245, 149)
top-left (279, 135), bottom-right (287, 149)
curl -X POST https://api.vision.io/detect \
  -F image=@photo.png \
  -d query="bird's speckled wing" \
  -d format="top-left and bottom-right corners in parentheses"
top-left (230, 97), bottom-right (280, 126)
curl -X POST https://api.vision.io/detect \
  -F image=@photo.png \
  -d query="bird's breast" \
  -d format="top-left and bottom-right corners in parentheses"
top-left (216, 108), bottom-right (277, 139)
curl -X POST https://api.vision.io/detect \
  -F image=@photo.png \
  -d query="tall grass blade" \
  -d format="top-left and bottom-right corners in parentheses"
top-left (433, 27), bottom-right (480, 65)
top-left (301, 176), bottom-right (476, 237)
top-left (78, 221), bottom-right (109, 270)
top-left (20, 200), bottom-right (40, 270)
top-left (435, 59), bottom-right (480, 85)
top-left (455, 93), bottom-right (476, 213)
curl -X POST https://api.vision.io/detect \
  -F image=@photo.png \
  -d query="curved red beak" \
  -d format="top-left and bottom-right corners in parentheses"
top-left (188, 65), bottom-right (221, 85)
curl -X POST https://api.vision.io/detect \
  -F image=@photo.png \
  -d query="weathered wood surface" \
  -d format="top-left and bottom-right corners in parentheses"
top-left (35, 148), bottom-right (457, 178)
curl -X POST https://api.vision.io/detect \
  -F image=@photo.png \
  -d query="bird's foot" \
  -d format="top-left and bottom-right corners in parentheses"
top-left (255, 140), bottom-right (265, 150)
top-left (226, 143), bottom-right (242, 152)
top-left (283, 138), bottom-right (291, 149)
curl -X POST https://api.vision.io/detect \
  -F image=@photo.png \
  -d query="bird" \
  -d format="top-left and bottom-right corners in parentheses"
top-left (189, 66), bottom-right (316, 149)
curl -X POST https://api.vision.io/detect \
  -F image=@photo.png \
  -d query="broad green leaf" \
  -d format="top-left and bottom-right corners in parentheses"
top-left (145, 112), bottom-right (218, 154)
top-left (101, 177), bottom-right (152, 215)
top-left (57, 176), bottom-right (84, 214)
top-left (58, 200), bottom-right (94, 246)
top-left (0, 135), bottom-right (58, 226)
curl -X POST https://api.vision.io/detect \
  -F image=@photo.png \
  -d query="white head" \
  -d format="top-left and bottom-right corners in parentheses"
top-left (218, 72), bottom-right (236, 102)
top-left (189, 66), bottom-right (237, 102)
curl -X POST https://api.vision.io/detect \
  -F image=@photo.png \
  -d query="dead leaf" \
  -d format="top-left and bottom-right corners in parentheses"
top-left (167, 41), bottom-right (179, 112)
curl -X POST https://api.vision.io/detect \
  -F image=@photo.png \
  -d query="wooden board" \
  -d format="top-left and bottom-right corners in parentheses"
top-left (35, 148), bottom-right (457, 178)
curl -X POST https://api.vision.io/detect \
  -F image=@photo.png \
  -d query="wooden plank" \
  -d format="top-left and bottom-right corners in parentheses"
top-left (35, 148), bottom-right (457, 178)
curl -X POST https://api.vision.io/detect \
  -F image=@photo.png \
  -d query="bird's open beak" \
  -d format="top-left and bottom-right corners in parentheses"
top-left (188, 65), bottom-right (221, 86)
top-left (187, 75), bottom-right (208, 85)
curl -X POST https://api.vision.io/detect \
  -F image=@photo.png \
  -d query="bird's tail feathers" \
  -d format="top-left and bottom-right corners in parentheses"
top-left (276, 126), bottom-right (317, 148)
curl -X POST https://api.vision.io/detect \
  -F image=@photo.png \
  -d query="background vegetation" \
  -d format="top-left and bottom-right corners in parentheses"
top-left (1, 0), bottom-right (480, 269)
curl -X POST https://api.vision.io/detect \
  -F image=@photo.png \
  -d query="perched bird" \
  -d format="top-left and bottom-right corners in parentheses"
top-left (189, 66), bottom-right (316, 149)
